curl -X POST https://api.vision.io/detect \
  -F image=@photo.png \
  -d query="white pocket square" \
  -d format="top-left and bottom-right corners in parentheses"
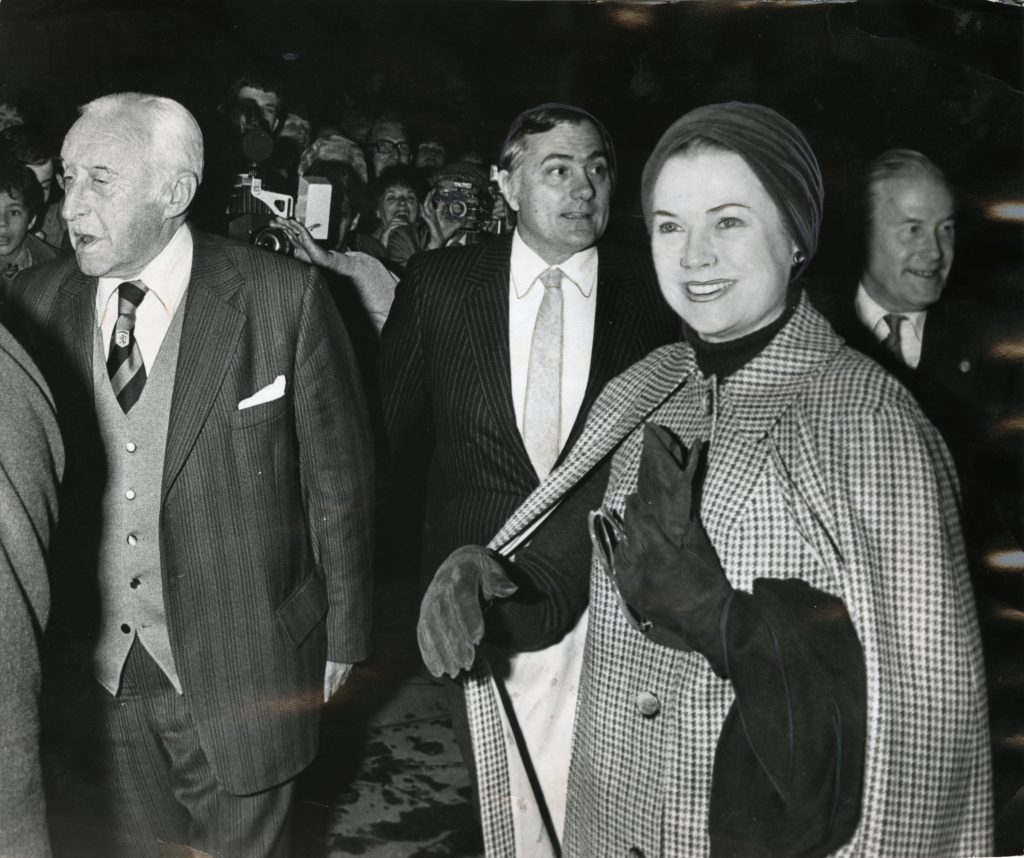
top-left (238, 375), bottom-right (286, 410)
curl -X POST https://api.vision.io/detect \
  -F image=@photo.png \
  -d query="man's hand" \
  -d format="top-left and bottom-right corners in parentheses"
top-left (323, 660), bottom-right (355, 702)
top-left (422, 188), bottom-right (465, 249)
top-left (417, 545), bottom-right (518, 678)
top-left (613, 427), bottom-right (732, 671)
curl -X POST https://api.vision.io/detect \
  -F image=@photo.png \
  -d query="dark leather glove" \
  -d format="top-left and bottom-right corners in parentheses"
top-left (614, 424), bottom-right (732, 674)
top-left (417, 545), bottom-right (518, 678)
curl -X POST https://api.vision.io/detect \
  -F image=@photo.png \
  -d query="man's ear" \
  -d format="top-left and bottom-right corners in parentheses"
top-left (495, 168), bottom-right (520, 213)
top-left (163, 172), bottom-right (199, 218)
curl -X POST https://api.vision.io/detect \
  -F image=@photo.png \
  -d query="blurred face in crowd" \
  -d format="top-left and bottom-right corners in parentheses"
top-left (496, 119), bottom-right (611, 265)
top-left (415, 140), bottom-right (446, 170)
top-left (28, 159), bottom-right (56, 201)
top-left (62, 108), bottom-right (193, 278)
top-left (280, 113), bottom-right (311, 150)
top-left (237, 86), bottom-right (282, 132)
top-left (0, 189), bottom-right (33, 260)
top-left (0, 103), bottom-right (23, 133)
top-left (368, 121), bottom-right (412, 174)
top-left (376, 182), bottom-right (419, 233)
top-left (650, 147), bottom-right (797, 343)
top-left (863, 175), bottom-right (955, 313)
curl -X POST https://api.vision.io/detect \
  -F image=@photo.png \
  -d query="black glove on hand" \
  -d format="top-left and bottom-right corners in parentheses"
top-left (613, 424), bottom-right (732, 674)
top-left (417, 545), bottom-right (518, 678)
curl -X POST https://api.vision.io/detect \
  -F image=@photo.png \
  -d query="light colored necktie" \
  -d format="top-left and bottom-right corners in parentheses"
top-left (881, 313), bottom-right (907, 365)
top-left (523, 267), bottom-right (564, 476)
top-left (107, 280), bottom-right (148, 413)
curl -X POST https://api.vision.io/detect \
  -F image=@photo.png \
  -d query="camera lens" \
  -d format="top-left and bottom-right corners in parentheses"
top-left (252, 226), bottom-right (292, 255)
top-left (448, 200), bottom-right (468, 220)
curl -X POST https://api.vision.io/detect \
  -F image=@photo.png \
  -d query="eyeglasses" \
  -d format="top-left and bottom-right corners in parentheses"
top-left (372, 140), bottom-right (412, 156)
top-left (587, 507), bottom-right (653, 634)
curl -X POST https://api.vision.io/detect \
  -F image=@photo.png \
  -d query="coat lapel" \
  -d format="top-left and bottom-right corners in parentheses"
top-left (491, 343), bottom-right (693, 553)
top-left (703, 298), bottom-right (843, 539)
top-left (162, 233), bottom-right (246, 501)
top-left (463, 239), bottom-right (537, 482)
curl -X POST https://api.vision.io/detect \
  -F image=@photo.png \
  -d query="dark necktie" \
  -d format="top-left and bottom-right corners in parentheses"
top-left (107, 280), bottom-right (148, 413)
top-left (523, 267), bottom-right (564, 476)
top-left (881, 313), bottom-right (907, 365)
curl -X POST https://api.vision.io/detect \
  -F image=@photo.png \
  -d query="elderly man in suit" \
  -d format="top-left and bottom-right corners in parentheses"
top-left (814, 149), bottom-right (983, 463)
top-left (9, 93), bottom-right (373, 858)
top-left (0, 324), bottom-right (63, 858)
top-left (380, 104), bottom-right (675, 854)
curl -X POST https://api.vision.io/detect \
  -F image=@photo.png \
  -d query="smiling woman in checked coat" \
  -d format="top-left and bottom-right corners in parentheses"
top-left (417, 102), bottom-right (992, 857)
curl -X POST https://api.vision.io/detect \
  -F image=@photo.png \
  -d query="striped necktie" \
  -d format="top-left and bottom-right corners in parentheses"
top-left (523, 266), bottom-right (564, 476)
top-left (107, 280), bottom-right (148, 413)
top-left (881, 313), bottom-right (907, 365)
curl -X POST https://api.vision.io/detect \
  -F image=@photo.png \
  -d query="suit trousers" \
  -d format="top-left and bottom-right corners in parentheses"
top-left (97, 641), bottom-right (295, 858)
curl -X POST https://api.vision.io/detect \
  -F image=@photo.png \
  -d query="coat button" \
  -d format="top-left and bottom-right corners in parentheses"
top-left (120, 623), bottom-right (131, 634)
top-left (959, 359), bottom-right (971, 373)
top-left (125, 489), bottom-right (136, 500)
top-left (126, 533), bottom-right (138, 546)
top-left (130, 578), bottom-right (140, 589)
top-left (628, 848), bottom-right (646, 858)
top-left (125, 441), bottom-right (137, 453)
top-left (635, 691), bottom-right (660, 717)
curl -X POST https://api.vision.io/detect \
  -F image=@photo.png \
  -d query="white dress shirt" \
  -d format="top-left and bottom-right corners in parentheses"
top-left (855, 281), bottom-right (927, 369)
top-left (508, 229), bottom-right (597, 459)
top-left (96, 224), bottom-right (193, 370)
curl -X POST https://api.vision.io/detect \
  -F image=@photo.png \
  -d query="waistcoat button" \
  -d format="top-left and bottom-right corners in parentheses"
top-left (125, 441), bottom-right (137, 453)
top-left (130, 578), bottom-right (140, 589)
top-left (125, 489), bottom-right (136, 500)
top-left (120, 623), bottom-right (131, 634)
top-left (126, 533), bottom-right (138, 546)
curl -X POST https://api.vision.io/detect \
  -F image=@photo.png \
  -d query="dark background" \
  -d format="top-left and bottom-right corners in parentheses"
top-left (0, 0), bottom-right (1020, 302)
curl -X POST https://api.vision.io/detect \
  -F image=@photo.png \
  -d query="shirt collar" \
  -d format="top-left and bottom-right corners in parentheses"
top-left (510, 228), bottom-right (597, 299)
top-left (95, 223), bottom-right (193, 320)
top-left (854, 281), bottom-right (926, 342)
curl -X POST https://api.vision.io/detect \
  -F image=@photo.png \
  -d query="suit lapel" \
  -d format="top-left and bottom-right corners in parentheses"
top-left (463, 239), bottom-right (536, 482)
top-left (562, 248), bottom-right (641, 455)
top-left (491, 344), bottom-right (693, 553)
top-left (55, 266), bottom-right (98, 396)
top-left (162, 234), bottom-right (246, 501)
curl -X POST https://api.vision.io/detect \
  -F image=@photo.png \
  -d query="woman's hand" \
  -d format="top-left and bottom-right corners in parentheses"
top-left (271, 216), bottom-right (331, 268)
top-left (613, 426), bottom-right (732, 672)
top-left (417, 545), bottom-right (519, 677)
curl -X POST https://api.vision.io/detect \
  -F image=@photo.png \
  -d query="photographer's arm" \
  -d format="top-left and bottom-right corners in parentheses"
top-left (422, 189), bottom-right (466, 250)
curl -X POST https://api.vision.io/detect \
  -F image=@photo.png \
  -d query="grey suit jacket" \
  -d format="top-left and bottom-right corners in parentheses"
top-left (9, 228), bottom-right (374, 793)
top-left (0, 323), bottom-right (62, 858)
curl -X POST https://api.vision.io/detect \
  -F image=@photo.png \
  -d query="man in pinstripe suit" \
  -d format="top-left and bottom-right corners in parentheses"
top-left (380, 104), bottom-right (676, 853)
top-left (9, 93), bottom-right (372, 857)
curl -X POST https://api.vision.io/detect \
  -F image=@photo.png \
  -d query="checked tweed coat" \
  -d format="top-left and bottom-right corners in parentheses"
top-left (468, 296), bottom-right (992, 856)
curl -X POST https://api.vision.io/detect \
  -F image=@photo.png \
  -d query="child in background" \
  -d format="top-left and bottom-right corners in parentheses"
top-left (0, 161), bottom-right (58, 301)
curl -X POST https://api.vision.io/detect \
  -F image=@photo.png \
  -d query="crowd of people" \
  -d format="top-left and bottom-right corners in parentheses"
top-left (0, 68), bottom-right (1019, 858)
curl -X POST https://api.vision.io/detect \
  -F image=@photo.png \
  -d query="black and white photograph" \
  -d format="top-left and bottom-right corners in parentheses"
top-left (0, 1), bottom-right (1021, 856)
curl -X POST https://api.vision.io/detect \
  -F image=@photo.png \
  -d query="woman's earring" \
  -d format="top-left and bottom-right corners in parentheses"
top-left (792, 250), bottom-right (805, 267)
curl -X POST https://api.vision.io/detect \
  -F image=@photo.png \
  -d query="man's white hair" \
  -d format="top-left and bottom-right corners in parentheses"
top-left (78, 92), bottom-right (204, 184)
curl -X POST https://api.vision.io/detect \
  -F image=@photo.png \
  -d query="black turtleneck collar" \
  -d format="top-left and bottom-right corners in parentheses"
top-left (683, 300), bottom-right (798, 381)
